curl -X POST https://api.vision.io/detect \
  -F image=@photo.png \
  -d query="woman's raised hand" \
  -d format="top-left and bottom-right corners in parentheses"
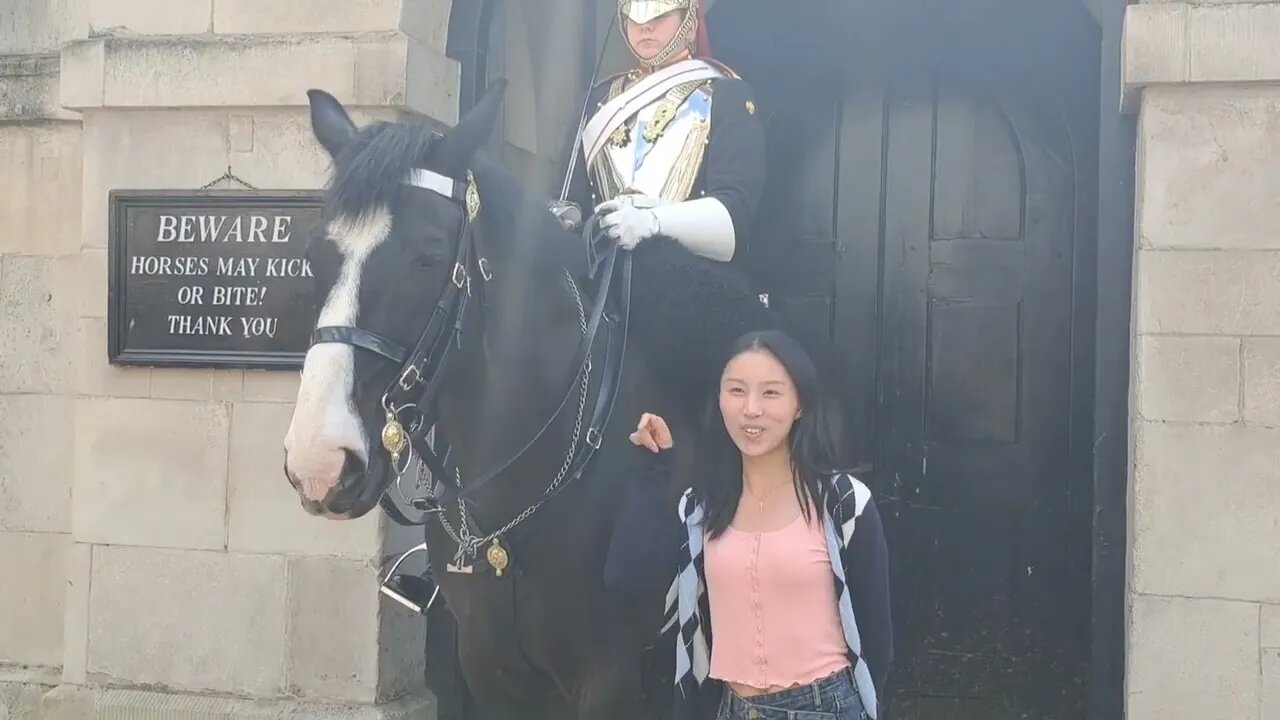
top-left (628, 412), bottom-right (673, 453)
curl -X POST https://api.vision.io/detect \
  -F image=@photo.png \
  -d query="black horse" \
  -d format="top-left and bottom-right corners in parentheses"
top-left (282, 81), bottom-right (780, 719)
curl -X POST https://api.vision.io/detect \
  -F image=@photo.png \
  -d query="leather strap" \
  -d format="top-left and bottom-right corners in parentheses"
top-left (310, 326), bottom-right (409, 364)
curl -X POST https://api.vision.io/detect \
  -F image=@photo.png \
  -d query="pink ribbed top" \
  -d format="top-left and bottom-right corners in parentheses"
top-left (703, 511), bottom-right (850, 690)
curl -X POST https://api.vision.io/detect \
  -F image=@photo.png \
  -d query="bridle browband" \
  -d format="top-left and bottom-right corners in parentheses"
top-left (308, 142), bottom-right (630, 576)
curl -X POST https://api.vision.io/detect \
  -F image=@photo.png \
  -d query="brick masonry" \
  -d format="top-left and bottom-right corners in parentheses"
top-left (0, 1), bottom-right (460, 716)
top-left (1127, 2), bottom-right (1280, 717)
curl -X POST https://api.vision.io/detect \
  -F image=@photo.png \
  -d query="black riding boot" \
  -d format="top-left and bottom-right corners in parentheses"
top-left (604, 451), bottom-right (683, 592)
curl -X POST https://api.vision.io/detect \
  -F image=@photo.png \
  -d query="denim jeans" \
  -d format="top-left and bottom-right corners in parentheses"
top-left (715, 667), bottom-right (869, 720)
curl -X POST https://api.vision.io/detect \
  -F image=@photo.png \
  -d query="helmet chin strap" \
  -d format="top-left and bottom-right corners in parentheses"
top-left (624, 6), bottom-right (699, 68)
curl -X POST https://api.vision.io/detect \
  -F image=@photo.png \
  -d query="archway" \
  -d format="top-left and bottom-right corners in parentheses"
top-left (708, 1), bottom-right (1101, 717)
top-left (438, 1), bottom-right (1133, 718)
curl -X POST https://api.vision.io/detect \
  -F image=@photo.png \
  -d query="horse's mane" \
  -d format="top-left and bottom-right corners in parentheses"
top-left (326, 120), bottom-right (443, 220)
top-left (323, 119), bottom-right (586, 278)
top-left (469, 151), bottom-right (588, 279)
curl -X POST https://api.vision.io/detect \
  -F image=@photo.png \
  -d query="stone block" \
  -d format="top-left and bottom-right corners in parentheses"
top-left (1135, 250), bottom-right (1280, 336)
top-left (71, 317), bottom-right (152, 398)
top-left (1138, 86), bottom-right (1280, 250)
top-left (213, 370), bottom-right (243, 401)
top-left (229, 109), bottom-right (333, 190)
top-left (149, 369), bottom-right (216, 400)
top-left (1122, 3), bottom-right (1187, 98)
top-left (72, 248), bottom-right (106, 318)
top-left (0, 532), bottom-right (69, 669)
top-left (1266, 649), bottom-right (1280, 720)
top-left (402, 0), bottom-right (451, 53)
top-left (1188, 4), bottom-right (1280, 83)
top-left (0, 395), bottom-right (73, 534)
top-left (212, 0), bottom-right (401, 35)
top-left (0, 255), bottom-right (77, 395)
top-left (0, 123), bottom-right (82, 256)
top-left (242, 369), bottom-right (301, 402)
top-left (285, 557), bottom-right (380, 702)
top-left (403, 38), bottom-right (460, 126)
top-left (88, 546), bottom-right (287, 696)
top-left (0, 0), bottom-right (88, 55)
top-left (1136, 335), bottom-right (1240, 422)
top-left (0, 55), bottom-right (79, 122)
top-left (81, 110), bottom-right (229, 249)
top-left (1133, 423), bottom-right (1280, 602)
top-left (1245, 338), bottom-right (1280, 427)
top-left (375, 583), bottom-right (428, 703)
top-left (1128, 594), bottom-right (1259, 720)
top-left (61, 35), bottom-right (457, 119)
top-left (62, 36), bottom-right (358, 110)
top-left (59, 39), bottom-right (105, 108)
top-left (0, 684), bottom-right (74, 720)
top-left (1123, 3), bottom-right (1280, 107)
top-left (227, 402), bottom-right (381, 558)
top-left (72, 398), bottom-right (229, 550)
top-left (5, 684), bottom-right (438, 719)
top-left (60, 543), bottom-right (91, 685)
top-left (88, 0), bottom-right (212, 35)
top-left (1266, 604), bottom-right (1280, 648)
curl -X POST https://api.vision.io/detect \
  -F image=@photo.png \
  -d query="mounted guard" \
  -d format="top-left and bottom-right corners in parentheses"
top-left (556, 0), bottom-right (776, 595)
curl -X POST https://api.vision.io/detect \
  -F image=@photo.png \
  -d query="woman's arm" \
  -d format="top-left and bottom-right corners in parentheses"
top-left (629, 412), bottom-right (674, 452)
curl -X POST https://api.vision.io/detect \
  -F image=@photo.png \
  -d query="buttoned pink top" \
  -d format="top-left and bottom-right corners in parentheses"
top-left (703, 510), bottom-right (850, 689)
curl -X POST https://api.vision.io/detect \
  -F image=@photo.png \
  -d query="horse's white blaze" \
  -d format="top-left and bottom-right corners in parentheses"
top-left (285, 209), bottom-right (392, 503)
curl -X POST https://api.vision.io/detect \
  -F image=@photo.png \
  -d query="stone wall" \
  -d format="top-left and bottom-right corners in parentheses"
top-left (0, 1), bottom-right (480, 717)
top-left (1123, 3), bottom-right (1280, 719)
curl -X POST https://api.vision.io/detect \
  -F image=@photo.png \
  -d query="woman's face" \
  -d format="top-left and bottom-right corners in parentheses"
top-left (624, 10), bottom-right (687, 62)
top-left (718, 349), bottom-right (802, 458)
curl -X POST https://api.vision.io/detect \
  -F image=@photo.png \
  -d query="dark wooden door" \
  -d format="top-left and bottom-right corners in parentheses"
top-left (722, 1), bottom-right (1094, 717)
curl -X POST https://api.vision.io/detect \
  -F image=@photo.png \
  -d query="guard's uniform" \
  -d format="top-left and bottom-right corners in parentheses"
top-left (565, 63), bottom-right (766, 266)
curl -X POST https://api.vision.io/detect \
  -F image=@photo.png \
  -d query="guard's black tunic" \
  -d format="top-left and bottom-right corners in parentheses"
top-left (564, 72), bottom-right (768, 268)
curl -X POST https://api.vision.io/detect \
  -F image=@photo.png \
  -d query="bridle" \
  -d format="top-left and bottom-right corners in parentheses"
top-left (308, 145), bottom-right (631, 579)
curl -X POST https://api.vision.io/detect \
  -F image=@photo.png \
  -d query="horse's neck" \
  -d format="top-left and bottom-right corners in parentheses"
top-left (437, 206), bottom-right (588, 483)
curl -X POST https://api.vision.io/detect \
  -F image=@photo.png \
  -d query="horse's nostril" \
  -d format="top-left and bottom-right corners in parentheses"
top-left (340, 448), bottom-right (366, 482)
top-left (283, 462), bottom-right (304, 491)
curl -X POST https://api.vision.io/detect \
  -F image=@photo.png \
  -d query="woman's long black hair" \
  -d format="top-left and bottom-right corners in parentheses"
top-left (694, 329), bottom-right (846, 539)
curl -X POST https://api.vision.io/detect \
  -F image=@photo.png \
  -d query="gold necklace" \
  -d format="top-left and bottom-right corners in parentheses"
top-left (745, 481), bottom-right (787, 514)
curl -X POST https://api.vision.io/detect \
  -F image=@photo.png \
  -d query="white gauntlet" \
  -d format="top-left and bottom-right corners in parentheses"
top-left (594, 195), bottom-right (736, 262)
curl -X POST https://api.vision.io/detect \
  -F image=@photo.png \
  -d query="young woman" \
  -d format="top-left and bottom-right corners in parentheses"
top-left (630, 330), bottom-right (893, 720)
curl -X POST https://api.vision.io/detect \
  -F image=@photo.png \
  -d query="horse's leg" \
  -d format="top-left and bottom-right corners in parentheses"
top-left (453, 624), bottom-right (547, 720)
top-left (572, 652), bottom-right (647, 720)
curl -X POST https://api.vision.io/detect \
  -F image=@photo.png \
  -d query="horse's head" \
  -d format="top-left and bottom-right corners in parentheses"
top-left (283, 83), bottom-right (506, 519)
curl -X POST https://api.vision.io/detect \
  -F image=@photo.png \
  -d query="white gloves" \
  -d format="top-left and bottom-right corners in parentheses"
top-left (597, 198), bottom-right (660, 250)
top-left (594, 194), bottom-right (737, 262)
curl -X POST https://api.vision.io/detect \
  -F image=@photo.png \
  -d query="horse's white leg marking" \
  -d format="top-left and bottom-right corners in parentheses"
top-left (285, 210), bottom-right (392, 504)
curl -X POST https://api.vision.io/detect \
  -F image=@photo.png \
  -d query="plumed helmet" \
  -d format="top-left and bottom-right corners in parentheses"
top-left (618, 0), bottom-right (704, 67)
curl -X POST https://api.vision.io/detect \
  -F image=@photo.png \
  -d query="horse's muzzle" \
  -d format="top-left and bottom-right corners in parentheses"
top-left (288, 449), bottom-right (386, 519)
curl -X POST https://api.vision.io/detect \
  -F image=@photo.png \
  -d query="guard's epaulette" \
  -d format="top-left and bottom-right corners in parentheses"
top-left (700, 57), bottom-right (742, 79)
top-left (591, 69), bottom-right (632, 93)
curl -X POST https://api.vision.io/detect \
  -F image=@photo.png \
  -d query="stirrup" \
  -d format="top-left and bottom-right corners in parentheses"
top-left (380, 572), bottom-right (439, 615)
top-left (378, 541), bottom-right (439, 615)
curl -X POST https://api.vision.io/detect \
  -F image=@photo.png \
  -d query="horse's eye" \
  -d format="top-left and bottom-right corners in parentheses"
top-left (415, 248), bottom-right (444, 268)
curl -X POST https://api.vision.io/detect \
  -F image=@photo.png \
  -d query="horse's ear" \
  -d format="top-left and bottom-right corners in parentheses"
top-left (307, 89), bottom-right (356, 159)
top-left (434, 79), bottom-right (507, 175)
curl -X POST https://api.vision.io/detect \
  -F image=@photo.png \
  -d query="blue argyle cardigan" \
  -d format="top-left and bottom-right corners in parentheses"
top-left (662, 472), bottom-right (893, 720)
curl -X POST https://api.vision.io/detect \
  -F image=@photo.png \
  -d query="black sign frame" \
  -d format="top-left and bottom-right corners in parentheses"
top-left (107, 189), bottom-right (326, 370)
